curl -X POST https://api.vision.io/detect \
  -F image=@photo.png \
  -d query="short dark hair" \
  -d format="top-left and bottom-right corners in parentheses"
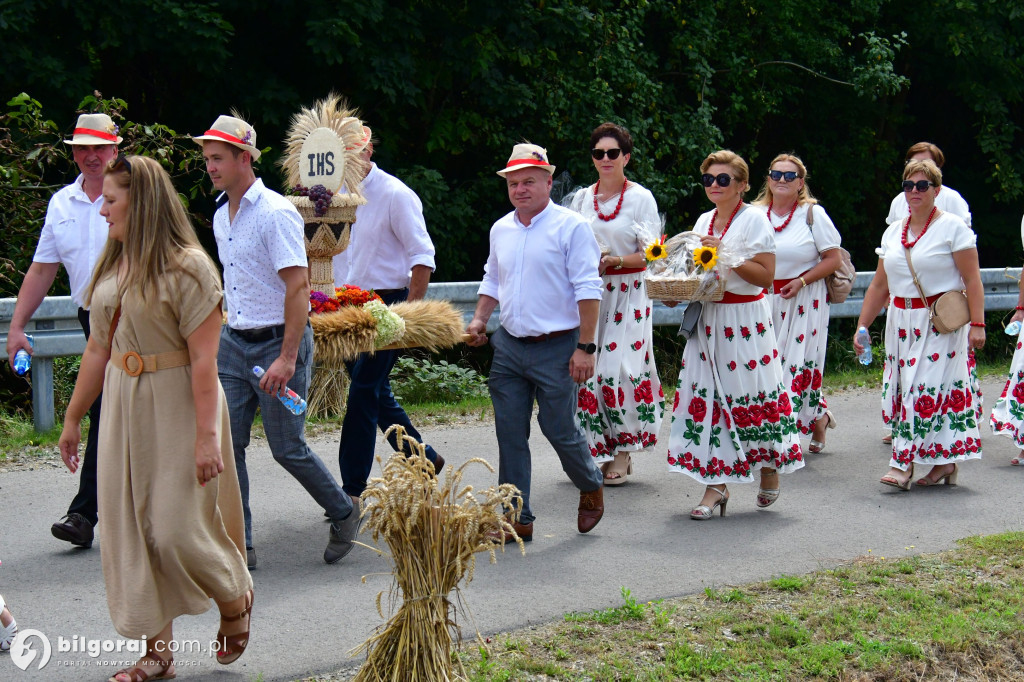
top-left (590, 122), bottom-right (633, 156)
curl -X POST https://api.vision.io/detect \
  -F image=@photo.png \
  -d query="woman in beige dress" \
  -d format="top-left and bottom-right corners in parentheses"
top-left (59, 155), bottom-right (253, 681)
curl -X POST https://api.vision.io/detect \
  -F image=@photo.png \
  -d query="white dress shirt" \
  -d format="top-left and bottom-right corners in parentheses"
top-left (887, 185), bottom-right (971, 226)
top-left (332, 163), bottom-right (436, 289)
top-left (478, 201), bottom-right (603, 337)
top-left (877, 212), bottom-right (976, 298)
top-left (33, 175), bottom-right (109, 308)
top-left (213, 179), bottom-right (308, 329)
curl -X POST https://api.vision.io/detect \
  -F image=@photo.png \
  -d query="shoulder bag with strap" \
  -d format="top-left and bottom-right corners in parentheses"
top-left (806, 204), bottom-right (855, 304)
top-left (902, 246), bottom-right (970, 334)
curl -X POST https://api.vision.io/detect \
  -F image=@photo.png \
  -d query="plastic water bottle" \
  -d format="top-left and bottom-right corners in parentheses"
top-left (252, 366), bottom-right (307, 415)
top-left (1005, 320), bottom-right (1022, 336)
top-left (12, 335), bottom-right (34, 376)
top-left (854, 327), bottom-right (872, 366)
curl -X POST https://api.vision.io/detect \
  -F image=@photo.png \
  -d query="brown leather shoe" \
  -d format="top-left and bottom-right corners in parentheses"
top-left (578, 486), bottom-right (604, 533)
top-left (489, 518), bottom-right (533, 543)
top-left (433, 453), bottom-right (446, 475)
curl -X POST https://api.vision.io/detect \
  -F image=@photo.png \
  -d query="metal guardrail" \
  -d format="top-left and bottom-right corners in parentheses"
top-left (3, 267), bottom-right (1021, 431)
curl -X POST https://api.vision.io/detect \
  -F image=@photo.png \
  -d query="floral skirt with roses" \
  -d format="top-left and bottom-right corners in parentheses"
top-left (666, 298), bottom-right (804, 485)
top-left (881, 305), bottom-right (982, 468)
top-left (989, 330), bottom-right (1024, 451)
top-left (769, 280), bottom-right (830, 435)
top-left (576, 271), bottom-right (665, 462)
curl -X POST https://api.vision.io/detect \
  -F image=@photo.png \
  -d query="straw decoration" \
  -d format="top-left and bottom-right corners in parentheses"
top-left (352, 426), bottom-right (525, 681)
top-left (279, 92), bottom-right (368, 195)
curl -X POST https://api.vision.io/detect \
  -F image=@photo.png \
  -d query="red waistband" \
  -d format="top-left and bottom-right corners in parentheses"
top-left (771, 279), bottom-right (793, 294)
top-left (718, 291), bottom-right (765, 304)
top-left (891, 293), bottom-right (942, 309)
top-left (605, 266), bottom-right (646, 276)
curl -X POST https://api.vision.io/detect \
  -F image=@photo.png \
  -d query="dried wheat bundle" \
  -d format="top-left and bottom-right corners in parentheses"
top-left (383, 300), bottom-right (466, 352)
top-left (279, 92), bottom-right (368, 194)
top-left (352, 426), bottom-right (524, 682)
top-left (310, 306), bottom-right (377, 365)
top-left (307, 364), bottom-right (349, 419)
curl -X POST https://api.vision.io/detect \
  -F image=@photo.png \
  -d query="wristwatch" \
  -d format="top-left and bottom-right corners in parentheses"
top-left (577, 342), bottom-right (597, 354)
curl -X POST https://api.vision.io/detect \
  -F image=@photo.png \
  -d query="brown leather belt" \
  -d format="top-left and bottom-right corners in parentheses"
top-left (516, 329), bottom-right (574, 344)
top-left (231, 324), bottom-right (286, 343)
top-left (111, 349), bottom-right (191, 377)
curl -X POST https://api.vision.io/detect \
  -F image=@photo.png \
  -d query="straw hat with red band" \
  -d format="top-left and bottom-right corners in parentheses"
top-left (192, 115), bottom-right (261, 161)
top-left (496, 143), bottom-right (556, 177)
top-left (64, 113), bottom-right (122, 146)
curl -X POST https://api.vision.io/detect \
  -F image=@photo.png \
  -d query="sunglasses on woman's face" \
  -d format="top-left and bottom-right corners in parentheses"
top-left (700, 173), bottom-right (733, 188)
top-left (902, 180), bottom-right (934, 193)
top-left (591, 148), bottom-right (622, 160)
top-left (768, 170), bottom-right (799, 182)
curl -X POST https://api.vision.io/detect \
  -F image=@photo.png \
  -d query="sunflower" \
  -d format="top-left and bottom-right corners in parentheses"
top-left (645, 241), bottom-right (668, 262)
top-left (693, 245), bottom-right (718, 270)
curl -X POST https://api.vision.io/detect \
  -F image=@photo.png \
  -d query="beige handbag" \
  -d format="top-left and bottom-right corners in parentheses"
top-left (806, 205), bottom-right (855, 303)
top-left (903, 248), bottom-right (970, 334)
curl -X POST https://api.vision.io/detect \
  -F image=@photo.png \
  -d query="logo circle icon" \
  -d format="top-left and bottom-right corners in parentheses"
top-left (10, 629), bottom-right (52, 671)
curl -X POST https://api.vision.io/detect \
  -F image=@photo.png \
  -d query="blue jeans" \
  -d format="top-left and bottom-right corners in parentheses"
top-left (338, 288), bottom-right (440, 498)
top-left (488, 326), bottom-right (603, 525)
top-left (219, 323), bottom-right (353, 548)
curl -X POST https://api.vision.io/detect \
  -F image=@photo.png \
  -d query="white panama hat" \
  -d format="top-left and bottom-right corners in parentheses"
top-left (64, 113), bottom-right (122, 145)
top-left (192, 114), bottom-right (261, 161)
top-left (496, 143), bottom-right (556, 177)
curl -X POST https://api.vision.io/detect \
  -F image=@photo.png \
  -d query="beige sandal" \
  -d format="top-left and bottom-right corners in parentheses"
top-left (603, 452), bottom-right (632, 486)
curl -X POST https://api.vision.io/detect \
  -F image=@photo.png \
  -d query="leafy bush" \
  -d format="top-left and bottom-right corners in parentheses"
top-left (391, 357), bottom-right (488, 405)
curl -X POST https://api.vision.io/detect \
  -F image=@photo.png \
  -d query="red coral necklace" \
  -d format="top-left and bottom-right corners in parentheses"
top-left (767, 200), bottom-right (797, 232)
top-left (901, 206), bottom-right (938, 248)
top-left (594, 178), bottom-right (628, 221)
top-left (709, 200), bottom-right (743, 238)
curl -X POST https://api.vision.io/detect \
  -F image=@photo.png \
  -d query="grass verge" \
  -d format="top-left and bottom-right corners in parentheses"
top-left (458, 532), bottom-right (1024, 681)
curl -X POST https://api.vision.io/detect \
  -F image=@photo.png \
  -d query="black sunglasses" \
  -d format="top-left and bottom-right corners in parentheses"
top-left (591, 148), bottom-right (623, 160)
top-left (902, 180), bottom-right (935, 192)
top-left (700, 173), bottom-right (733, 188)
top-left (768, 170), bottom-right (800, 182)
top-left (113, 152), bottom-right (133, 173)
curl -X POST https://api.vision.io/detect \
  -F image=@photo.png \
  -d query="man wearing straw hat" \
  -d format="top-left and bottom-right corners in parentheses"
top-left (195, 114), bottom-right (359, 568)
top-left (6, 113), bottom-right (120, 550)
top-left (332, 126), bottom-right (443, 500)
top-left (465, 143), bottom-right (606, 540)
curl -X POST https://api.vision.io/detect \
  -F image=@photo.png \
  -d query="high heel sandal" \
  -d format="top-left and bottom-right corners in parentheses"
top-left (107, 651), bottom-right (175, 681)
top-left (880, 463), bottom-right (914, 491)
top-left (216, 589), bottom-right (254, 665)
top-left (756, 470), bottom-right (780, 508)
top-left (603, 452), bottom-right (632, 486)
top-left (0, 594), bottom-right (18, 652)
top-left (808, 410), bottom-right (837, 454)
top-left (916, 463), bottom-right (958, 487)
top-left (690, 486), bottom-right (728, 520)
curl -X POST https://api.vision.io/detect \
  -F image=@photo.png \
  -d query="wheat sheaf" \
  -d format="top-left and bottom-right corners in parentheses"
top-left (279, 93), bottom-right (368, 195)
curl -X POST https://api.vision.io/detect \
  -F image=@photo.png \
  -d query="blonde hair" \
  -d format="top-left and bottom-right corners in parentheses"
top-left (903, 158), bottom-right (943, 187)
top-left (752, 153), bottom-right (819, 207)
top-left (700, 150), bottom-right (749, 193)
top-left (86, 155), bottom-right (209, 306)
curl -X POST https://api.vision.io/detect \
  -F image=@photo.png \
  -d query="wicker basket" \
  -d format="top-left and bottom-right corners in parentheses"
top-left (295, 202), bottom-right (359, 296)
top-left (645, 276), bottom-right (725, 302)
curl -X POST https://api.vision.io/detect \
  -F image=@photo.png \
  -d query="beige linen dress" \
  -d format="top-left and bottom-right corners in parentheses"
top-left (90, 249), bottom-right (251, 639)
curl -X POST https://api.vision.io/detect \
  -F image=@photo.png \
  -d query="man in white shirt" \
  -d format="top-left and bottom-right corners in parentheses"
top-left (886, 142), bottom-right (971, 226)
top-left (195, 114), bottom-right (359, 568)
top-left (466, 143), bottom-right (606, 541)
top-left (6, 114), bottom-right (120, 550)
top-left (332, 128), bottom-right (443, 499)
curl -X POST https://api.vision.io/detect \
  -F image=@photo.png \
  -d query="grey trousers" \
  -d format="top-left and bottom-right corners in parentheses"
top-left (218, 324), bottom-right (353, 548)
top-left (488, 326), bottom-right (603, 525)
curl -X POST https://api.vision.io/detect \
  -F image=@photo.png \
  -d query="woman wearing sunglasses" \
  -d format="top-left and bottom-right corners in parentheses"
top-left (855, 159), bottom-right (985, 491)
top-left (752, 154), bottom-right (843, 454)
top-left (59, 155), bottom-right (253, 681)
top-left (666, 150), bottom-right (803, 520)
top-left (569, 122), bottom-right (665, 485)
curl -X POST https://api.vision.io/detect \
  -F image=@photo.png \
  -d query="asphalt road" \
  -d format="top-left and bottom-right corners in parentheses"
top-left (2, 376), bottom-right (1023, 681)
